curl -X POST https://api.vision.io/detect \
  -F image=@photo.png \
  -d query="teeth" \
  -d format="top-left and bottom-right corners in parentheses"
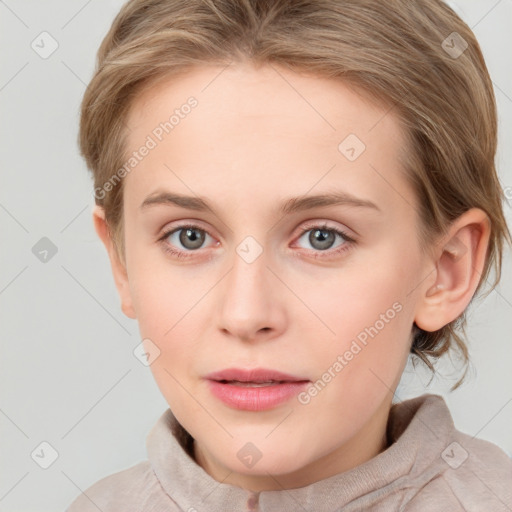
top-left (228, 380), bottom-right (281, 387)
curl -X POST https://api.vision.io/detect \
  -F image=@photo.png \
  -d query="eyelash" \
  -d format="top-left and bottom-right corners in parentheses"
top-left (157, 222), bottom-right (356, 260)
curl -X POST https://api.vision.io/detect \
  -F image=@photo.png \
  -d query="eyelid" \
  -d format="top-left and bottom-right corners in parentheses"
top-left (295, 220), bottom-right (357, 241)
top-left (158, 219), bottom-right (356, 241)
top-left (158, 219), bottom-right (215, 239)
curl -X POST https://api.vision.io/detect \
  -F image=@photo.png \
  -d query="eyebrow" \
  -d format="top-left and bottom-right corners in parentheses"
top-left (140, 189), bottom-right (381, 214)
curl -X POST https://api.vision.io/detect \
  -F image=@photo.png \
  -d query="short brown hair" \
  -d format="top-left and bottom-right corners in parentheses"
top-left (79, 0), bottom-right (511, 386)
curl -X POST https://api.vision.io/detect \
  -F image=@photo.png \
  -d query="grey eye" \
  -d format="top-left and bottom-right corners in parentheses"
top-left (166, 227), bottom-right (210, 250)
top-left (297, 227), bottom-right (347, 251)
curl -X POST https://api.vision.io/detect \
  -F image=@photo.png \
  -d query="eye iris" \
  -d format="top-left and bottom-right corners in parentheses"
top-left (179, 228), bottom-right (205, 249)
top-left (309, 228), bottom-right (335, 250)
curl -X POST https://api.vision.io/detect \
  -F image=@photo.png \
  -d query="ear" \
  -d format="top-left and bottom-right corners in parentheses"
top-left (92, 205), bottom-right (137, 319)
top-left (414, 208), bottom-right (491, 332)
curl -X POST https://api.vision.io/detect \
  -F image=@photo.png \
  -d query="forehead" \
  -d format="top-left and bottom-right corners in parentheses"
top-left (123, 62), bottom-right (412, 220)
top-left (128, 62), bottom-right (400, 142)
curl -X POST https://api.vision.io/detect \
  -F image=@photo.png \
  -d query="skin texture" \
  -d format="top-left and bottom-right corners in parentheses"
top-left (93, 61), bottom-right (491, 491)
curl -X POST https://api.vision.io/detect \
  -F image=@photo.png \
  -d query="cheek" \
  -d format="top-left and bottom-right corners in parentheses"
top-left (301, 249), bottom-right (417, 402)
top-left (126, 256), bottom-right (205, 386)
top-left (133, 269), bottom-right (204, 411)
top-left (133, 276), bottom-right (207, 376)
top-left (304, 253), bottom-right (413, 347)
top-left (127, 241), bottom-right (208, 336)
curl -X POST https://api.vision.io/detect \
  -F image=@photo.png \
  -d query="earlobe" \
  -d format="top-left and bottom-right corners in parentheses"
top-left (414, 208), bottom-right (491, 332)
top-left (92, 205), bottom-right (137, 319)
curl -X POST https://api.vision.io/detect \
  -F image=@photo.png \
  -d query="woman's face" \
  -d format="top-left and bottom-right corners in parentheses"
top-left (114, 62), bottom-right (433, 490)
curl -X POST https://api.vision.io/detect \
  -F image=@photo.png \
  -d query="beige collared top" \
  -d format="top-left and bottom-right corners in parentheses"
top-left (67, 394), bottom-right (512, 511)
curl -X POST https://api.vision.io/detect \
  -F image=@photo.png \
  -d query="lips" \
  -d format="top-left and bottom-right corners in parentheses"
top-left (205, 368), bottom-right (310, 411)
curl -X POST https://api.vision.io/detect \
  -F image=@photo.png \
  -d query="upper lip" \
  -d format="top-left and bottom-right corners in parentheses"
top-left (205, 368), bottom-right (309, 383)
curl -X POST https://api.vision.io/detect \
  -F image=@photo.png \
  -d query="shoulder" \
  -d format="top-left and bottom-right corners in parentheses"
top-left (407, 431), bottom-right (512, 511)
top-left (65, 460), bottom-right (176, 511)
top-left (444, 431), bottom-right (512, 505)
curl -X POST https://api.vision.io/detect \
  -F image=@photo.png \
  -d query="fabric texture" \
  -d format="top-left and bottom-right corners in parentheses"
top-left (66, 394), bottom-right (512, 511)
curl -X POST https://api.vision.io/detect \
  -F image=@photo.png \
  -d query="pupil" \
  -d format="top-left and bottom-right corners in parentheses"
top-left (180, 228), bottom-right (204, 249)
top-left (310, 229), bottom-right (334, 250)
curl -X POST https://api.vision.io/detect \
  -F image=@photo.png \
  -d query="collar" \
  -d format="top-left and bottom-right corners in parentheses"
top-left (146, 394), bottom-right (454, 511)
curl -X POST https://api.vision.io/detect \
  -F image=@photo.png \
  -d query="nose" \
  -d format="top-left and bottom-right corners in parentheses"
top-left (215, 244), bottom-right (287, 343)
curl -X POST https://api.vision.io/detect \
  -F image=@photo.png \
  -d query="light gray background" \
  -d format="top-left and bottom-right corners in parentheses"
top-left (0, 1), bottom-right (511, 510)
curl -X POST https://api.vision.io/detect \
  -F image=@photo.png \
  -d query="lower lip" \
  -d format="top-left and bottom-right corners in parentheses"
top-left (207, 380), bottom-right (309, 411)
